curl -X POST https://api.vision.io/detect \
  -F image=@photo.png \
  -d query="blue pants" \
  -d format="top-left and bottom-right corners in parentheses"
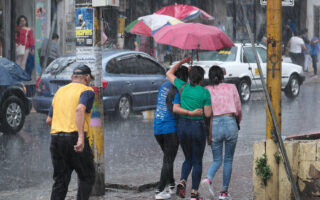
top-left (177, 118), bottom-right (206, 190)
top-left (206, 115), bottom-right (238, 192)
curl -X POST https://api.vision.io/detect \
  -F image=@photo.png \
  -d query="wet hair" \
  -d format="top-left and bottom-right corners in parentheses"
top-left (17, 15), bottom-right (28, 27)
top-left (52, 33), bottom-right (59, 40)
top-left (189, 66), bottom-right (205, 86)
top-left (209, 65), bottom-right (224, 85)
top-left (166, 66), bottom-right (189, 112)
top-left (174, 65), bottom-right (189, 82)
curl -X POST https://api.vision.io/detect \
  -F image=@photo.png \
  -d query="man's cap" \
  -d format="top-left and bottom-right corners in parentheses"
top-left (73, 64), bottom-right (94, 80)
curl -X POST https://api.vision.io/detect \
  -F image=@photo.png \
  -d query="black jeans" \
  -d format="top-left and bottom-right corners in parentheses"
top-left (155, 133), bottom-right (179, 191)
top-left (312, 55), bottom-right (318, 75)
top-left (290, 52), bottom-right (304, 67)
top-left (50, 133), bottom-right (95, 200)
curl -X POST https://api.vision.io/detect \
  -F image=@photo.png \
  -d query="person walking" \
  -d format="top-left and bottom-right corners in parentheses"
top-left (154, 66), bottom-right (203, 200)
top-left (16, 15), bottom-right (34, 70)
top-left (166, 57), bottom-right (212, 200)
top-left (200, 66), bottom-right (242, 200)
top-left (46, 64), bottom-right (96, 200)
top-left (40, 33), bottom-right (61, 68)
top-left (287, 31), bottom-right (308, 67)
top-left (310, 36), bottom-right (320, 78)
top-left (301, 29), bottom-right (312, 72)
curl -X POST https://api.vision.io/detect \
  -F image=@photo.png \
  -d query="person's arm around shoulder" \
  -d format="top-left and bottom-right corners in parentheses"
top-left (166, 57), bottom-right (192, 84)
top-left (74, 90), bottom-right (95, 152)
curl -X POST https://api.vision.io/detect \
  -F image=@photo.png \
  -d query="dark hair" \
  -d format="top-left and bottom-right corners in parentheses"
top-left (209, 65), bottom-right (224, 85)
top-left (52, 33), bottom-right (59, 40)
top-left (189, 66), bottom-right (205, 86)
top-left (166, 66), bottom-right (189, 111)
top-left (17, 15), bottom-right (28, 27)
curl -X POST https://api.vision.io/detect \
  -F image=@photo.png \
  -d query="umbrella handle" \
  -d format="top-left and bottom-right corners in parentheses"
top-left (196, 49), bottom-right (199, 62)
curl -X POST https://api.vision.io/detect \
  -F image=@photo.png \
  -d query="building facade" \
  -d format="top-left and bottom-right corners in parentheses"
top-left (1, 0), bottom-right (319, 60)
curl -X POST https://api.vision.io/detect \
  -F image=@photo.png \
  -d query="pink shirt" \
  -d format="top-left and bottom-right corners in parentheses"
top-left (205, 83), bottom-right (242, 122)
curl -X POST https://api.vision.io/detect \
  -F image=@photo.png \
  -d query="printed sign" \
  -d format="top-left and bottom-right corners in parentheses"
top-left (260, 0), bottom-right (294, 6)
top-left (75, 8), bottom-right (94, 46)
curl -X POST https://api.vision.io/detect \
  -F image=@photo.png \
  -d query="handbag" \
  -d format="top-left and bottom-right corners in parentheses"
top-left (16, 31), bottom-right (28, 56)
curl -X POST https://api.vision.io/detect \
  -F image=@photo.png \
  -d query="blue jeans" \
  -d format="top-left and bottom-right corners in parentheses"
top-left (206, 115), bottom-right (238, 192)
top-left (177, 118), bottom-right (206, 190)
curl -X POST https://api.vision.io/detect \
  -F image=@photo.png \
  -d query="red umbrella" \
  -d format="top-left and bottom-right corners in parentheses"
top-left (155, 4), bottom-right (214, 21)
top-left (153, 23), bottom-right (234, 51)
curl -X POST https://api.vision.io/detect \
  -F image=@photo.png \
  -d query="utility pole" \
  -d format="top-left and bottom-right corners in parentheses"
top-left (266, 0), bottom-right (282, 199)
top-left (75, 0), bottom-right (105, 195)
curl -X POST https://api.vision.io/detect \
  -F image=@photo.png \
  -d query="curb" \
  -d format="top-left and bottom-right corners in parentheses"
top-left (105, 181), bottom-right (159, 192)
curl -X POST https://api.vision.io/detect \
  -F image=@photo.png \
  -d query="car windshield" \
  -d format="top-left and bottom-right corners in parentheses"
top-left (195, 47), bottom-right (237, 62)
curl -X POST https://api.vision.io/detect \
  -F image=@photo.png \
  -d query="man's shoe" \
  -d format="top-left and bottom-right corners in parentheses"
top-left (168, 183), bottom-right (175, 194)
top-left (155, 190), bottom-right (171, 199)
top-left (176, 180), bottom-right (186, 198)
top-left (200, 178), bottom-right (214, 200)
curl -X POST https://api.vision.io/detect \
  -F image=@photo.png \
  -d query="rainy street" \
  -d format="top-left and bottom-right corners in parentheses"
top-left (0, 78), bottom-right (319, 200)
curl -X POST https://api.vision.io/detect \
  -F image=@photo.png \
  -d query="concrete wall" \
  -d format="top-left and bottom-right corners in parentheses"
top-left (253, 140), bottom-right (320, 199)
top-left (307, 0), bottom-right (320, 39)
top-left (57, 0), bottom-right (76, 55)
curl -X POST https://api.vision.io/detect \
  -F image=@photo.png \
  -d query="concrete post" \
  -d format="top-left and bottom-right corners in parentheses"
top-left (75, 2), bottom-right (105, 195)
top-left (90, 7), bottom-right (105, 196)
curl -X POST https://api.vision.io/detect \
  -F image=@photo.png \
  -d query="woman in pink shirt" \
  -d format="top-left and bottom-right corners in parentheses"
top-left (200, 65), bottom-right (242, 200)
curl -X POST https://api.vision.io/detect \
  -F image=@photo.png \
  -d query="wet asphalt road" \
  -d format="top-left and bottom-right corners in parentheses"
top-left (1, 77), bottom-right (320, 200)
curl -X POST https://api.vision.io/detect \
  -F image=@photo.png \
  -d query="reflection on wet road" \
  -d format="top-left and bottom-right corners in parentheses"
top-left (1, 82), bottom-right (320, 199)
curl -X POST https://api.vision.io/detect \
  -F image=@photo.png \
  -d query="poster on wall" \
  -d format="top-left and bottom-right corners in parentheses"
top-left (75, 8), bottom-right (94, 46)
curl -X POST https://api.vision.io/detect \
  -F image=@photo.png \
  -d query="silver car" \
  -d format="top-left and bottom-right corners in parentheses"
top-left (33, 49), bottom-right (167, 119)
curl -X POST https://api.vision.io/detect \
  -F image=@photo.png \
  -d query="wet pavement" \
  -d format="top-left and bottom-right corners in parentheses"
top-left (1, 76), bottom-right (320, 200)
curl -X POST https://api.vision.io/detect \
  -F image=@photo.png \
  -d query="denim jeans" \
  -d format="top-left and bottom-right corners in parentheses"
top-left (206, 115), bottom-right (238, 192)
top-left (177, 118), bottom-right (206, 190)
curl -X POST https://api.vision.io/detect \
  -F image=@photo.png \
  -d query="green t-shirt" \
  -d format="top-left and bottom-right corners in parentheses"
top-left (174, 78), bottom-right (211, 119)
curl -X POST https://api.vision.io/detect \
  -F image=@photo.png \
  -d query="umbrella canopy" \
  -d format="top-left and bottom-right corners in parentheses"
top-left (125, 14), bottom-right (182, 36)
top-left (155, 4), bottom-right (214, 21)
top-left (153, 23), bottom-right (234, 51)
top-left (0, 58), bottom-right (31, 85)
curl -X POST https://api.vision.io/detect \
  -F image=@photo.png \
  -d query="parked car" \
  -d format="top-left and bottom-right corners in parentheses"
top-left (33, 49), bottom-right (168, 119)
top-left (0, 83), bottom-right (32, 133)
top-left (174, 43), bottom-right (305, 103)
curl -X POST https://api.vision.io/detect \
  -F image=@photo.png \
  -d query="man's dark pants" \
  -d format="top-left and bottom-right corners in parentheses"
top-left (50, 133), bottom-right (95, 200)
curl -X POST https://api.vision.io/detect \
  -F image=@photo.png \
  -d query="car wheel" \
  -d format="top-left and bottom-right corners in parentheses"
top-left (285, 74), bottom-right (300, 99)
top-left (116, 96), bottom-right (131, 120)
top-left (1, 96), bottom-right (26, 133)
top-left (238, 79), bottom-right (251, 103)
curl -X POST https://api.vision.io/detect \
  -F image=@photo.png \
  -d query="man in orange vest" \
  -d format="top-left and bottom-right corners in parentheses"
top-left (46, 64), bottom-right (95, 200)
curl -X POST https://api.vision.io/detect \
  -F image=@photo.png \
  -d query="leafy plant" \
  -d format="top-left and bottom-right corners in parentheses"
top-left (274, 151), bottom-right (281, 164)
top-left (255, 153), bottom-right (273, 185)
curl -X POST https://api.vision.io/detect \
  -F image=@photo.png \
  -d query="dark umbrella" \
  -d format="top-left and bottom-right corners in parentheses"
top-left (0, 58), bottom-right (31, 85)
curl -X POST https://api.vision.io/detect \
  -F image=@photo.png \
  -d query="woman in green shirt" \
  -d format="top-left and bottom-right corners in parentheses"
top-left (166, 57), bottom-right (212, 200)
